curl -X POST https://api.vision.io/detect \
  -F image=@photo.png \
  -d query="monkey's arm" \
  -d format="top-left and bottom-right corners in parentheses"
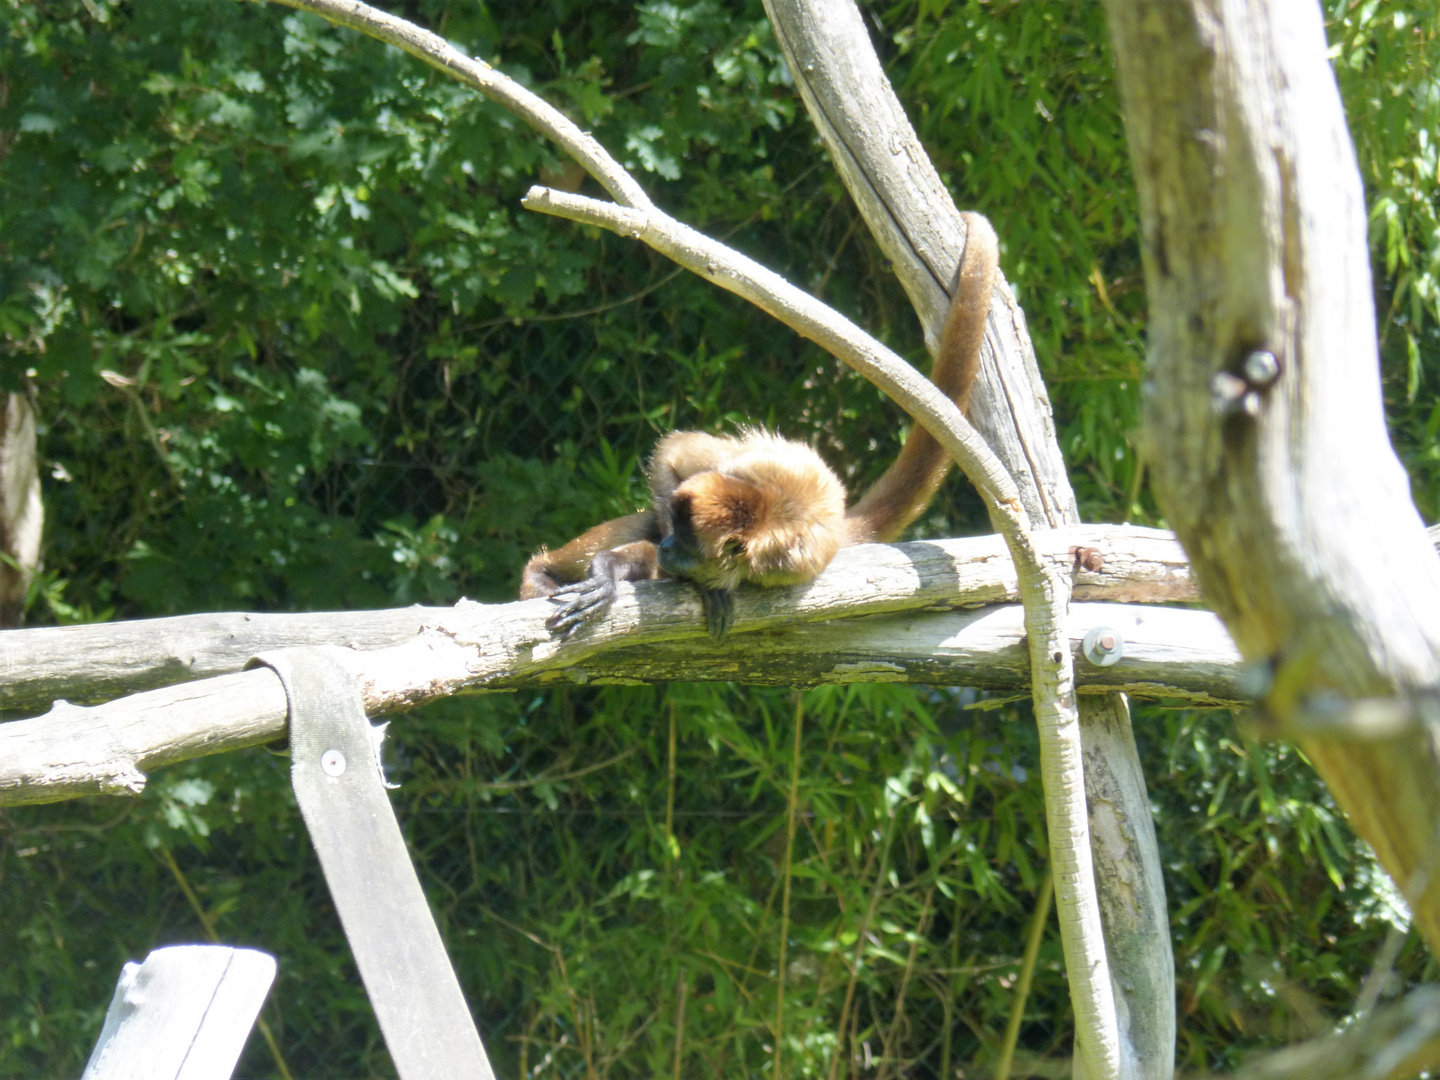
top-left (519, 511), bottom-right (659, 598)
top-left (521, 511), bottom-right (664, 636)
top-left (544, 540), bottom-right (661, 635)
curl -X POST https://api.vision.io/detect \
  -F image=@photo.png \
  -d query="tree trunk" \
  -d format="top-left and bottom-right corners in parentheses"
top-left (0, 392), bottom-right (41, 628)
top-left (1104, 0), bottom-right (1440, 950)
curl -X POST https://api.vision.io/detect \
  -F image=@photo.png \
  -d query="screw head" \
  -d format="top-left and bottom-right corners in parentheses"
top-left (1081, 626), bottom-right (1125, 667)
top-left (1242, 349), bottom-right (1280, 387)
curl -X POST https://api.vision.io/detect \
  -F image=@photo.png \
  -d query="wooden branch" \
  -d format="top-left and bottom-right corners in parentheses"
top-left (0, 598), bottom-right (1239, 807)
top-left (82, 946), bottom-right (276, 1080)
top-left (502, 602), bottom-right (1240, 700)
top-left (759, 2), bottom-right (1131, 1072)
top-left (0, 526), bottom-right (1227, 809)
top-left (5, 672), bottom-right (291, 802)
top-left (1218, 984), bottom-right (1440, 1080)
top-left (0, 606), bottom-right (436, 711)
top-left (0, 527), bottom-right (1193, 711)
top-left (1104, 0), bottom-right (1440, 953)
top-left (760, 0), bottom-right (1074, 529)
top-left (0, 393), bottom-right (42, 628)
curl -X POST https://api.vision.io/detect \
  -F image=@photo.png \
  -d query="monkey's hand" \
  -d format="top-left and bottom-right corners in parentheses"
top-left (545, 570), bottom-right (620, 637)
top-left (542, 544), bottom-right (659, 637)
top-left (701, 588), bottom-right (734, 640)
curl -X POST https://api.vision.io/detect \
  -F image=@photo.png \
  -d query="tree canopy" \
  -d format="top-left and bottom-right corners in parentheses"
top-left (1, 0), bottom-right (1438, 1076)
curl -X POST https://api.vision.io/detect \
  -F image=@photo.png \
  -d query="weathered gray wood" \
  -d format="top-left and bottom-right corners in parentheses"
top-left (1222, 984), bottom-right (1440, 1080)
top-left (0, 527), bottom-right (1194, 712)
top-left (1104, 0), bottom-right (1440, 953)
top-left (763, 1), bottom-right (1164, 1073)
top-left (0, 599), bottom-right (1240, 807)
top-left (0, 606), bottom-right (437, 711)
top-left (0, 671), bottom-right (291, 803)
top-left (761, 0), bottom-right (1074, 530)
top-left (22, 526), bottom-right (1205, 805)
top-left (515, 602), bottom-right (1240, 701)
top-left (273, 648), bottom-right (495, 1080)
top-left (0, 393), bottom-right (41, 628)
top-left (81, 945), bottom-right (275, 1080)
top-left (1081, 695), bottom-right (1174, 1080)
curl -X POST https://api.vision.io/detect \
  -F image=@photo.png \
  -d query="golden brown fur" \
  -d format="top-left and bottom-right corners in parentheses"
top-left (521, 212), bottom-right (1000, 638)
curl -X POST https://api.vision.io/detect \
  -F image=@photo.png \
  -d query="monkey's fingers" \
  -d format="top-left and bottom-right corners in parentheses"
top-left (701, 588), bottom-right (734, 640)
top-left (545, 577), bottom-right (617, 636)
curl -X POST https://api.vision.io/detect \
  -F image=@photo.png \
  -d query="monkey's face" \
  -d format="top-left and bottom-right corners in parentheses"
top-left (659, 469), bottom-right (842, 592)
top-left (658, 473), bottom-right (755, 592)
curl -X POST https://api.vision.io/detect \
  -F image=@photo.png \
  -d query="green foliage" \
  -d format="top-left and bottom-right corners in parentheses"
top-left (1152, 715), bottom-right (1430, 1069)
top-left (4, 690), bottom-right (1426, 1077)
top-left (1327, 0), bottom-right (1440, 519)
top-left (388, 684), bottom-right (1054, 1080)
top-left (1, 0), bottom-right (1436, 1076)
top-left (889, 0), bottom-right (1149, 522)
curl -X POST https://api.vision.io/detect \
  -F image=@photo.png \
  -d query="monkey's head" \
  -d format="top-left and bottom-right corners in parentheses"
top-left (659, 468), bottom-right (844, 637)
top-left (658, 472), bottom-right (757, 592)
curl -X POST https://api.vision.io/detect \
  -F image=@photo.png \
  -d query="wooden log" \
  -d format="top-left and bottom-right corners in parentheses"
top-left (0, 526), bottom-right (1194, 712)
top-left (0, 600), bottom-right (1240, 807)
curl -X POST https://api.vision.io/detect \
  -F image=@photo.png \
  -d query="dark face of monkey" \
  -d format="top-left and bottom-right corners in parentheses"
top-left (657, 477), bottom-right (746, 575)
top-left (658, 488), bottom-right (746, 637)
top-left (657, 489), bottom-right (698, 570)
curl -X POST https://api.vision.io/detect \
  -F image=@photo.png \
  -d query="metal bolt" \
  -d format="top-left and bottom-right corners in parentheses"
top-left (1082, 626), bottom-right (1125, 666)
top-left (1242, 349), bottom-right (1280, 387)
top-left (321, 749), bottom-right (347, 777)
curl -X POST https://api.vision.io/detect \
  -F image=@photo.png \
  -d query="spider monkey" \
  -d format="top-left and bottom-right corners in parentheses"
top-left (520, 212), bottom-right (1000, 639)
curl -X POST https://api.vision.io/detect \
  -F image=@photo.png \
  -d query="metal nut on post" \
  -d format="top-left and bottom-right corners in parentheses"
top-left (1242, 349), bottom-right (1281, 388)
top-left (1081, 626), bottom-right (1125, 667)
